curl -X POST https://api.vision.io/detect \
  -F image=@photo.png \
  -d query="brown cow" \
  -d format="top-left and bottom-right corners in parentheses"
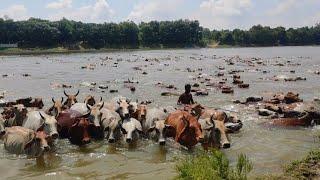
top-left (46, 97), bottom-right (65, 117)
top-left (132, 104), bottom-right (147, 122)
top-left (56, 109), bottom-right (93, 145)
top-left (63, 90), bottom-right (79, 108)
top-left (270, 112), bottom-right (319, 127)
top-left (165, 110), bottom-right (204, 149)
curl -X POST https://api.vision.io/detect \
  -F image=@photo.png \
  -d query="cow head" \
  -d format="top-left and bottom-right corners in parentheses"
top-left (39, 112), bottom-right (59, 139)
top-left (84, 95), bottom-right (96, 106)
top-left (148, 120), bottom-right (173, 145)
top-left (184, 104), bottom-right (205, 119)
top-left (48, 97), bottom-right (64, 117)
top-left (105, 117), bottom-right (122, 143)
top-left (116, 99), bottom-right (130, 119)
top-left (69, 117), bottom-right (94, 145)
top-left (135, 104), bottom-right (147, 121)
top-left (30, 98), bottom-right (44, 109)
top-left (25, 130), bottom-right (50, 153)
top-left (121, 118), bottom-right (143, 143)
top-left (63, 90), bottom-right (79, 108)
top-left (86, 102), bottom-right (104, 128)
top-left (177, 114), bottom-right (204, 146)
top-left (212, 120), bottom-right (230, 149)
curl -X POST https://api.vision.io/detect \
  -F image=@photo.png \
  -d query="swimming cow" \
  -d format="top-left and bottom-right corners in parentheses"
top-left (165, 110), bottom-right (204, 149)
top-left (2, 126), bottom-right (50, 157)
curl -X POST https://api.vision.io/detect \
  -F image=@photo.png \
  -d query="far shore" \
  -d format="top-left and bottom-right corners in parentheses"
top-left (0, 45), bottom-right (319, 56)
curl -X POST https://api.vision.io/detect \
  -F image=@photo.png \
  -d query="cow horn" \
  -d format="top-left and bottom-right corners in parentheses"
top-left (52, 97), bottom-right (55, 103)
top-left (86, 104), bottom-right (92, 111)
top-left (64, 90), bottom-right (68, 97)
top-left (39, 112), bottom-right (46, 120)
top-left (61, 97), bottom-right (64, 103)
top-left (99, 102), bottom-right (104, 110)
top-left (100, 97), bottom-right (103, 102)
top-left (75, 90), bottom-right (80, 96)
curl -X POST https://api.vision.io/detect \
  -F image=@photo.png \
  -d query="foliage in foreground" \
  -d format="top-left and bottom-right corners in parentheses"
top-left (175, 150), bottom-right (253, 180)
top-left (284, 150), bottom-right (320, 179)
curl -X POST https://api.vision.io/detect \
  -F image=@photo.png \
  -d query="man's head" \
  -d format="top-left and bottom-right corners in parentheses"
top-left (185, 84), bottom-right (191, 93)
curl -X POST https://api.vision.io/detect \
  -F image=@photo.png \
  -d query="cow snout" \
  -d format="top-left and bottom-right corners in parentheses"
top-left (108, 138), bottom-right (115, 143)
top-left (83, 138), bottom-right (91, 144)
top-left (159, 140), bottom-right (166, 146)
top-left (124, 113), bottom-right (130, 118)
top-left (51, 133), bottom-right (59, 139)
top-left (198, 136), bottom-right (205, 143)
top-left (222, 142), bottom-right (231, 149)
top-left (141, 114), bottom-right (146, 119)
top-left (44, 145), bottom-right (50, 152)
top-left (0, 130), bottom-right (5, 136)
top-left (126, 138), bottom-right (132, 143)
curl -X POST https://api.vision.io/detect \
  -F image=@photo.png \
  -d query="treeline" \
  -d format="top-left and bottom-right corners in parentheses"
top-left (0, 18), bottom-right (203, 49)
top-left (203, 24), bottom-right (320, 46)
top-left (0, 17), bottom-right (319, 49)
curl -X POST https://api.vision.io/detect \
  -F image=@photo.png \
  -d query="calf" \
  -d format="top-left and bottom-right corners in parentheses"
top-left (2, 126), bottom-right (50, 157)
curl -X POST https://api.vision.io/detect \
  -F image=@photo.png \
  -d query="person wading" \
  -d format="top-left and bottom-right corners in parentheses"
top-left (177, 84), bottom-right (194, 105)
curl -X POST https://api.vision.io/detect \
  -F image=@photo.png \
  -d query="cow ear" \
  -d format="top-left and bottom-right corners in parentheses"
top-left (86, 104), bottom-right (92, 111)
top-left (82, 112), bottom-right (91, 118)
top-left (24, 133), bottom-right (36, 150)
top-left (75, 90), bottom-right (80, 97)
top-left (148, 126), bottom-right (155, 133)
top-left (120, 126), bottom-right (127, 134)
top-left (99, 102), bottom-right (104, 110)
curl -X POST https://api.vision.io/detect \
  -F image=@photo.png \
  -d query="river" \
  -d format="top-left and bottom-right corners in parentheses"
top-left (0, 46), bottom-right (319, 179)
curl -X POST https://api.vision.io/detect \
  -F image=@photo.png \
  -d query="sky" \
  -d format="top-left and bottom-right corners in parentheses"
top-left (0, 0), bottom-right (319, 30)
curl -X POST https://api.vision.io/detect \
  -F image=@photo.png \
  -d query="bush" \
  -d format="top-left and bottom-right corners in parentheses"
top-left (175, 150), bottom-right (252, 180)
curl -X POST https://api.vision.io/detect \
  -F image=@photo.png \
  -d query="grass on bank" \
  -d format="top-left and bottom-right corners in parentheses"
top-left (175, 149), bottom-right (253, 180)
top-left (176, 149), bottom-right (320, 180)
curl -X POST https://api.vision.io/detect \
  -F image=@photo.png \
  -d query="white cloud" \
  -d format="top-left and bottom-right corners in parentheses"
top-left (200, 0), bottom-right (252, 16)
top-left (46, 0), bottom-right (72, 9)
top-left (267, 0), bottom-right (296, 16)
top-left (48, 0), bottom-right (114, 22)
top-left (127, 0), bottom-right (184, 22)
top-left (0, 4), bottom-right (29, 20)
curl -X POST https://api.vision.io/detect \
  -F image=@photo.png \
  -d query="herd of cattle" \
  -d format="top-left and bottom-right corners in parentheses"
top-left (0, 90), bottom-right (243, 157)
top-left (1, 89), bottom-right (319, 157)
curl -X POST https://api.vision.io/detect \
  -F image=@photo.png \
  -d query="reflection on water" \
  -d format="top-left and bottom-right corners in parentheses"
top-left (0, 46), bottom-right (320, 179)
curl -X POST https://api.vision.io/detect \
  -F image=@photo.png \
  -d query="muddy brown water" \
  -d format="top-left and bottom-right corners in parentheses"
top-left (0, 46), bottom-right (319, 179)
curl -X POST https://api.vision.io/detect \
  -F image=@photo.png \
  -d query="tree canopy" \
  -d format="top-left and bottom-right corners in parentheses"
top-left (0, 18), bottom-right (319, 49)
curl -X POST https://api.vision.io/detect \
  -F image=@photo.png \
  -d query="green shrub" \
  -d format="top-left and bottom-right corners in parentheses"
top-left (175, 150), bottom-right (252, 180)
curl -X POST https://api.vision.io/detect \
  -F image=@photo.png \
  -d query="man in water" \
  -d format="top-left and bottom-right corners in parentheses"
top-left (177, 84), bottom-right (194, 105)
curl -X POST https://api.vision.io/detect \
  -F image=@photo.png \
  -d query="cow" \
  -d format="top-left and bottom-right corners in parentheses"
top-left (100, 108), bottom-right (122, 143)
top-left (85, 102), bottom-right (105, 139)
top-left (22, 111), bottom-right (59, 139)
top-left (165, 110), bottom-right (204, 149)
top-left (131, 103), bottom-right (147, 122)
top-left (56, 109), bottom-right (93, 145)
top-left (116, 99), bottom-right (131, 119)
top-left (0, 116), bottom-right (5, 136)
top-left (84, 95), bottom-right (96, 106)
top-left (63, 90), bottom-right (79, 108)
top-left (2, 126), bottom-right (50, 157)
top-left (144, 108), bottom-right (170, 145)
top-left (1, 105), bottom-right (28, 127)
top-left (121, 118), bottom-right (143, 143)
top-left (46, 97), bottom-right (65, 117)
top-left (270, 111), bottom-right (319, 127)
top-left (70, 103), bottom-right (90, 115)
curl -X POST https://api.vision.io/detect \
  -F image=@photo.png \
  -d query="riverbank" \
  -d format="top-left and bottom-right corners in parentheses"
top-left (1, 45), bottom-right (319, 56)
